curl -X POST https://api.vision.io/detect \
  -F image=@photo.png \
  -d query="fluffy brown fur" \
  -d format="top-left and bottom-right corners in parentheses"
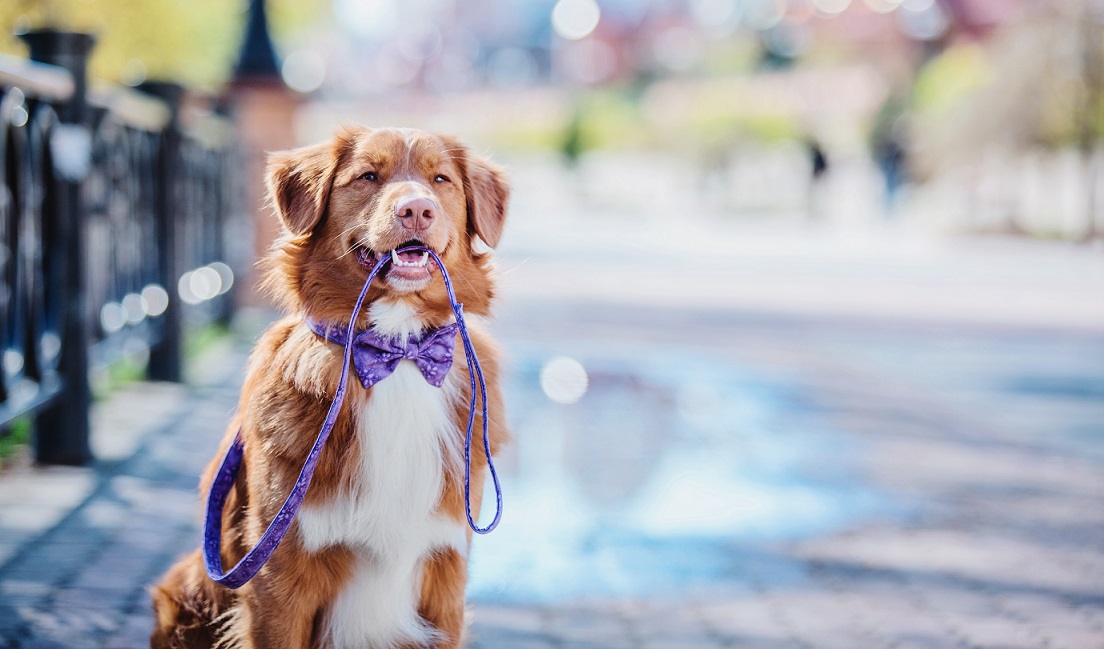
top-left (150, 126), bottom-right (510, 649)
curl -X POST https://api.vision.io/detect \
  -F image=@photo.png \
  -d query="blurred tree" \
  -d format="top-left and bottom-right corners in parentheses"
top-left (0, 0), bottom-right (329, 90)
top-left (910, 5), bottom-right (1102, 169)
top-left (1076, 0), bottom-right (1104, 240)
top-left (561, 103), bottom-right (585, 168)
top-left (906, 0), bottom-right (1104, 238)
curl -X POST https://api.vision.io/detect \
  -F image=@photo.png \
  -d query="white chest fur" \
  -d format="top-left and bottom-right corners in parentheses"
top-left (296, 301), bottom-right (465, 649)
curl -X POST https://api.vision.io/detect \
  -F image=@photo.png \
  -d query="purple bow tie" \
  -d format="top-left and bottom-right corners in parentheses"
top-left (308, 319), bottom-right (458, 388)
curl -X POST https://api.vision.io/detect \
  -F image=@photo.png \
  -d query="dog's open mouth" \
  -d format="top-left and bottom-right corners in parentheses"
top-left (354, 239), bottom-right (438, 283)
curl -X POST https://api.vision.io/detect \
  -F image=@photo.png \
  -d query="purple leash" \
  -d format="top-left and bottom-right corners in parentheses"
top-left (202, 246), bottom-right (503, 589)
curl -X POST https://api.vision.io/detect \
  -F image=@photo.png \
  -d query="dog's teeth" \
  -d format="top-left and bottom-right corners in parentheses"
top-left (387, 249), bottom-right (428, 268)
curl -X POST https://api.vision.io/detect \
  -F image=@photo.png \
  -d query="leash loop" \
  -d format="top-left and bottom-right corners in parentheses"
top-left (423, 248), bottom-right (503, 534)
top-left (202, 246), bottom-right (501, 589)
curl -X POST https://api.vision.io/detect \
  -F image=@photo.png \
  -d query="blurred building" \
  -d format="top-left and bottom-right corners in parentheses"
top-left (227, 0), bottom-right (300, 304)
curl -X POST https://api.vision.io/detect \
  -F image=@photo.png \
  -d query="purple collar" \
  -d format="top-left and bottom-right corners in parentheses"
top-left (202, 246), bottom-right (503, 589)
top-left (307, 319), bottom-right (459, 389)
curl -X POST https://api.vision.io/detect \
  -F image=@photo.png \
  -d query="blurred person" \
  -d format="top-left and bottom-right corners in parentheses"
top-left (806, 136), bottom-right (829, 221)
top-left (871, 94), bottom-right (911, 217)
top-left (874, 122), bottom-right (908, 216)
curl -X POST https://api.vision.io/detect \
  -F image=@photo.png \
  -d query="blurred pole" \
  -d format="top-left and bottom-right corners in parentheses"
top-left (1080, 0), bottom-right (1103, 240)
top-left (226, 0), bottom-right (298, 307)
top-left (140, 82), bottom-right (185, 381)
top-left (21, 30), bottom-right (95, 466)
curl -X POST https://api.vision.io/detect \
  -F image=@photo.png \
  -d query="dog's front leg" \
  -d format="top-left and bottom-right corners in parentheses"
top-left (418, 548), bottom-right (468, 648)
top-left (238, 545), bottom-right (351, 649)
top-left (236, 581), bottom-right (315, 649)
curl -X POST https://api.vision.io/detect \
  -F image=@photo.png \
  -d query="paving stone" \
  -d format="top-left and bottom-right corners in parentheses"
top-left (18, 606), bottom-right (114, 649)
top-left (0, 580), bottom-right (52, 606)
top-left (468, 628), bottom-right (558, 649)
top-left (0, 610), bottom-right (28, 638)
top-left (765, 592), bottom-right (873, 649)
top-left (551, 607), bottom-right (629, 642)
top-left (471, 604), bottom-right (548, 635)
top-left (99, 613), bottom-right (152, 649)
top-left (951, 616), bottom-right (1042, 649)
top-left (841, 583), bottom-right (961, 648)
top-left (58, 587), bottom-right (129, 611)
top-left (698, 596), bottom-right (796, 645)
top-left (1047, 629), bottom-right (1104, 649)
top-left (638, 633), bottom-right (724, 649)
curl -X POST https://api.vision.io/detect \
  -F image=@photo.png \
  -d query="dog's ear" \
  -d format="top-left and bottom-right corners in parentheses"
top-left (265, 139), bottom-right (342, 236)
top-left (446, 138), bottom-right (510, 249)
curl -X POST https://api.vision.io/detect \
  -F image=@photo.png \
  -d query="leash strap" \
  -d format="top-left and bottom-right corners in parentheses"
top-left (202, 246), bottom-right (502, 589)
top-left (426, 247), bottom-right (503, 534)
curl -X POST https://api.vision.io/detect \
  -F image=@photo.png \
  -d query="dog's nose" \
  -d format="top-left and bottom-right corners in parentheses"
top-left (395, 197), bottom-right (435, 233)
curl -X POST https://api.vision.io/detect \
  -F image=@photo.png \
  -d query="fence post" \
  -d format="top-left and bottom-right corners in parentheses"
top-left (140, 82), bottom-right (184, 383)
top-left (21, 30), bottom-right (95, 466)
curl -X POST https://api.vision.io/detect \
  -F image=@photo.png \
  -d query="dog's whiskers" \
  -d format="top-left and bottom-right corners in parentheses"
top-left (494, 258), bottom-right (529, 278)
top-left (447, 265), bottom-right (481, 297)
top-left (330, 222), bottom-right (367, 248)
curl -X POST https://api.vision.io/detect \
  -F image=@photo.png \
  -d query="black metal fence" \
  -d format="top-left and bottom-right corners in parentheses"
top-left (0, 31), bottom-right (242, 465)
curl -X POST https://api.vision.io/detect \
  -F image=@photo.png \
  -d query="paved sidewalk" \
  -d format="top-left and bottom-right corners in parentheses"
top-left (0, 308), bottom-right (1102, 648)
top-left (478, 303), bottom-right (1104, 649)
top-left (0, 341), bottom-right (243, 648)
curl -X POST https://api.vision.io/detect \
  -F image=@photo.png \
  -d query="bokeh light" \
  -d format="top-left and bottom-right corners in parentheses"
top-left (813, 0), bottom-right (852, 16)
top-left (332, 0), bottom-right (398, 39)
top-left (897, 0), bottom-right (948, 40)
top-left (122, 293), bottom-right (147, 325)
top-left (120, 59), bottom-right (147, 87)
top-left (689, 0), bottom-right (741, 29)
top-left (208, 262), bottom-right (234, 295)
top-left (281, 50), bottom-right (326, 93)
top-left (743, 0), bottom-right (786, 30)
top-left (141, 284), bottom-right (169, 317)
top-left (552, 0), bottom-right (601, 41)
top-left (99, 302), bottom-right (127, 334)
top-left (864, 0), bottom-right (903, 13)
top-left (540, 356), bottom-right (589, 404)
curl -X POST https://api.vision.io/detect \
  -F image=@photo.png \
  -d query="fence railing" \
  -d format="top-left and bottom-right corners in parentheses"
top-left (0, 31), bottom-right (242, 465)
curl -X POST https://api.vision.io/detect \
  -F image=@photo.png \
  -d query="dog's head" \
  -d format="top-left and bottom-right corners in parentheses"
top-left (263, 126), bottom-right (509, 324)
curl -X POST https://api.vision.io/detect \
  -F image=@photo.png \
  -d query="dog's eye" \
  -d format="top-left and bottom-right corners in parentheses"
top-left (434, 174), bottom-right (449, 184)
top-left (360, 171), bottom-right (378, 182)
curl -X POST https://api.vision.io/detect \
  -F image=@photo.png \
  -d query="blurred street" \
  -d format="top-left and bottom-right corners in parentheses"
top-left (1, 156), bottom-right (1102, 648)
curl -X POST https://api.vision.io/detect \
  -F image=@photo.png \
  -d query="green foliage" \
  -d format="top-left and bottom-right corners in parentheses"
top-left (574, 91), bottom-right (651, 150)
top-left (185, 322), bottom-right (232, 360)
top-left (485, 89), bottom-right (648, 157)
top-left (88, 323), bottom-right (229, 401)
top-left (91, 353), bottom-right (146, 401)
top-left (912, 44), bottom-right (991, 117)
top-left (699, 35), bottom-right (762, 77)
top-left (0, 418), bottom-right (31, 465)
top-left (685, 98), bottom-right (799, 145)
top-left (487, 81), bottom-right (802, 157)
top-left (0, 0), bottom-right (329, 89)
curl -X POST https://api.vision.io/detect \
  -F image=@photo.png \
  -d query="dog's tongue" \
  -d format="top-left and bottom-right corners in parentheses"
top-left (397, 250), bottom-right (423, 263)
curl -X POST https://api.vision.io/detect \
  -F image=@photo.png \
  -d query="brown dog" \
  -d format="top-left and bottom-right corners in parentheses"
top-left (150, 126), bottom-right (510, 648)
